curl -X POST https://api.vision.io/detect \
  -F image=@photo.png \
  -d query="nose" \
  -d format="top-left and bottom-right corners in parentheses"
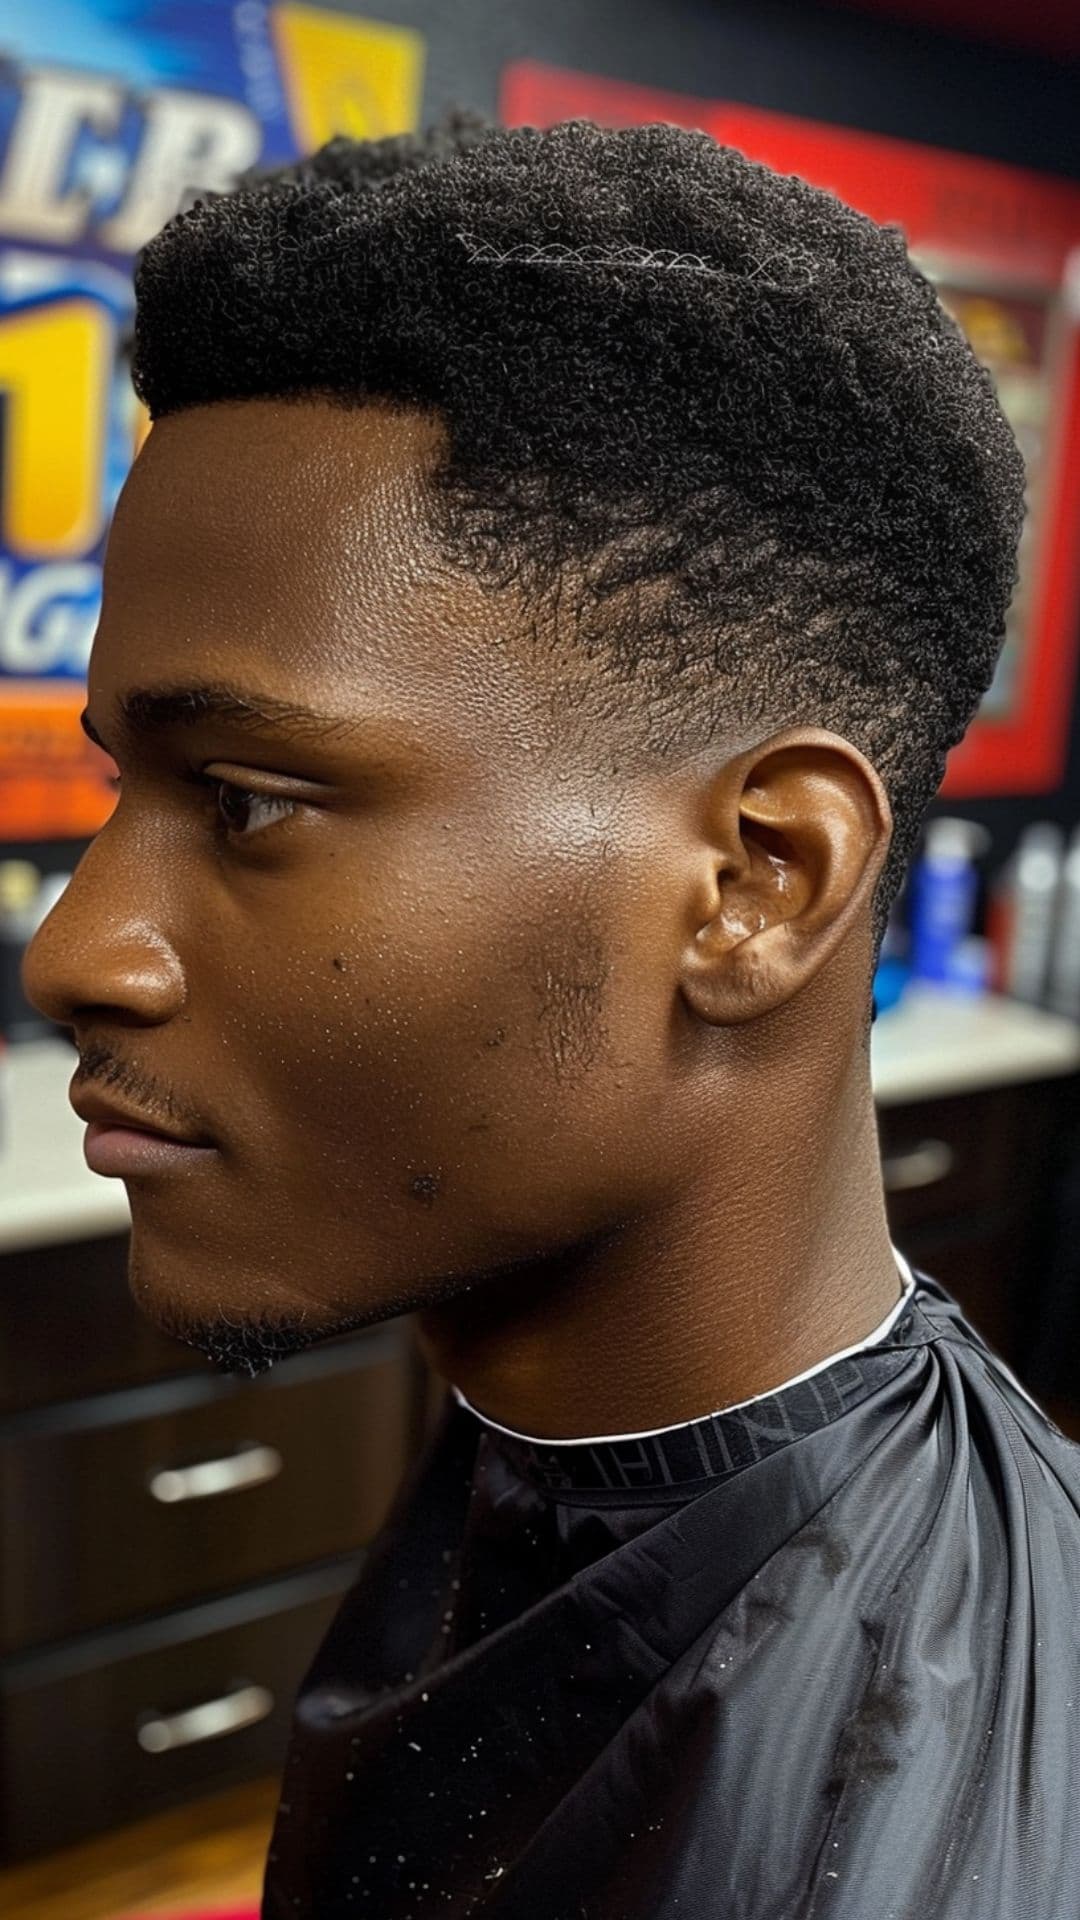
top-left (21, 849), bottom-right (186, 1033)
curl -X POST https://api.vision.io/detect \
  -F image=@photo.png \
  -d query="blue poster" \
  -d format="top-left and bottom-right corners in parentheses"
top-left (0, 2), bottom-right (424, 835)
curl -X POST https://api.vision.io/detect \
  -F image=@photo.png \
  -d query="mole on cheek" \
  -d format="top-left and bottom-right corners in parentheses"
top-left (409, 1172), bottom-right (442, 1206)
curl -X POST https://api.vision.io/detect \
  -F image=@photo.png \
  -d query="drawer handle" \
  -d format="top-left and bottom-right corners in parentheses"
top-left (882, 1138), bottom-right (955, 1192)
top-left (136, 1681), bottom-right (274, 1753)
top-left (147, 1440), bottom-right (283, 1504)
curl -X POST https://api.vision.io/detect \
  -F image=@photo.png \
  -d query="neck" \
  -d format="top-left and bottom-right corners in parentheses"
top-left (416, 1055), bottom-right (901, 1442)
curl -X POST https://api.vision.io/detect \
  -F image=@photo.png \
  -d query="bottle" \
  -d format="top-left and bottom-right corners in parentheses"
top-left (942, 934), bottom-right (992, 996)
top-left (872, 882), bottom-right (911, 1017)
top-left (909, 817), bottom-right (989, 986)
top-left (1003, 823), bottom-right (1065, 1006)
top-left (1047, 824), bottom-right (1080, 1020)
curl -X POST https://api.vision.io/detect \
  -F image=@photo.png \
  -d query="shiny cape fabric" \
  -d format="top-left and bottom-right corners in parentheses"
top-left (261, 1273), bottom-right (1080, 1918)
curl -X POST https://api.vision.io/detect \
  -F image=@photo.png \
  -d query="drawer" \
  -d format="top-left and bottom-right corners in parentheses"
top-left (0, 1556), bottom-right (364, 1863)
top-left (0, 1331), bottom-right (412, 1653)
top-left (877, 1084), bottom-right (1032, 1233)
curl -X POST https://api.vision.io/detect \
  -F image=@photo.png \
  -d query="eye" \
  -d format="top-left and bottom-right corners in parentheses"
top-left (210, 777), bottom-right (298, 840)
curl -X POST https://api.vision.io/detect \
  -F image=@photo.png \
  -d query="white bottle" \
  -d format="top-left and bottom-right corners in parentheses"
top-left (1006, 823), bottom-right (1065, 1006)
top-left (1047, 825), bottom-right (1080, 1021)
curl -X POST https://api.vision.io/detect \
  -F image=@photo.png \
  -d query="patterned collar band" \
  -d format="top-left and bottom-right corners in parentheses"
top-left (451, 1250), bottom-right (926, 1500)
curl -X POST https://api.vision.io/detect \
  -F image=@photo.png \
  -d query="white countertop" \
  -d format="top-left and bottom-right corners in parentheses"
top-left (2, 988), bottom-right (1078, 1254)
top-left (870, 984), bottom-right (1080, 1106)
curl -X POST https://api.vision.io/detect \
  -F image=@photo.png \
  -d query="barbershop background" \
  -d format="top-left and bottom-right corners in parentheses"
top-left (1, 2), bottom-right (1079, 1914)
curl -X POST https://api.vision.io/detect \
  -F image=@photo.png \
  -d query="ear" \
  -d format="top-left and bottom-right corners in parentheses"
top-left (678, 728), bottom-right (893, 1025)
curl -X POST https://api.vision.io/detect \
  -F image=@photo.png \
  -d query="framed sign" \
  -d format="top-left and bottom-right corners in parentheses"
top-left (0, 2), bottom-right (425, 839)
top-left (502, 62), bottom-right (1080, 798)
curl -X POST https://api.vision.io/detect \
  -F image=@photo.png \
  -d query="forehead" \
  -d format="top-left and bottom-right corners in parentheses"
top-left (94, 396), bottom-right (504, 721)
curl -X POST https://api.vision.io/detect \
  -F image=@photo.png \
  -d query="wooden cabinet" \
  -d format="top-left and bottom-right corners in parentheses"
top-left (0, 1227), bottom-right (429, 1865)
top-left (0, 1228), bottom-right (229, 1417)
top-left (1, 1560), bottom-right (365, 1860)
top-left (1, 1329), bottom-right (412, 1653)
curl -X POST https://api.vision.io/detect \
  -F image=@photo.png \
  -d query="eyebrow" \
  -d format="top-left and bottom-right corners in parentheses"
top-left (79, 681), bottom-right (364, 753)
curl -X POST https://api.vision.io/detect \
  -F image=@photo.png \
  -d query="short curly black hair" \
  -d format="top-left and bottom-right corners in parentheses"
top-left (131, 111), bottom-right (1026, 975)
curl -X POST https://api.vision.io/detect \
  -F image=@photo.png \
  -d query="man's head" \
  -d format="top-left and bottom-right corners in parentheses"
top-left (24, 115), bottom-right (1025, 1377)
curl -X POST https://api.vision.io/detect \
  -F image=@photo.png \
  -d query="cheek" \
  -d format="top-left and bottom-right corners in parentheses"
top-left (197, 826), bottom-right (677, 1230)
top-left (202, 882), bottom-right (551, 1179)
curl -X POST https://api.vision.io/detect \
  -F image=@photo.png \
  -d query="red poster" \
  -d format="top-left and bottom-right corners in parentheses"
top-left (501, 63), bottom-right (1080, 798)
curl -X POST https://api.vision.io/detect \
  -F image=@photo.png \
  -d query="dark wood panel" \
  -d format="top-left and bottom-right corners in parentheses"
top-left (1, 1335), bottom-right (411, 1653)
top-left (0, 1230), bottom-right (391, 1416)
top-left (881, 1074), bottom-right (1079, 1386)
top-left (0, 1559), bottom-right (364, 1864)
top-left (878, 1078), bottom-right (1075, 1237)
top-left (0, 1232), bottom-right (213, 1415)
top-left (878, 1084), bottom-right (1021, 1233)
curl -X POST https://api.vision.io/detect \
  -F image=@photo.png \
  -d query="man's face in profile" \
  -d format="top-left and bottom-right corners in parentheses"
top-left (24, 397), bottom-right (694, 1372)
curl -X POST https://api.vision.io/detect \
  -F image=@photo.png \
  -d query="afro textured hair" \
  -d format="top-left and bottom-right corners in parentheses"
top-left (131, 110), bottom-right (1027, 974)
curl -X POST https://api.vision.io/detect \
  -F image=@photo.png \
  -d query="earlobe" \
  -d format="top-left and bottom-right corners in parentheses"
top-left (681, 890), bottom-right (806, 1025)
top-left (677, 729), bottom-right (892, 1027)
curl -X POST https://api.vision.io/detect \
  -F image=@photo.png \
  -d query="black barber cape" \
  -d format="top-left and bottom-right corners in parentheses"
top-left (261, 1272), bottom-right (1080, 1918)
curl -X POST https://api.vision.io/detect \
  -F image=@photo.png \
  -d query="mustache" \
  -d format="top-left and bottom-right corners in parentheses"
top-left (73, 1041), bottom-right (204, 1142)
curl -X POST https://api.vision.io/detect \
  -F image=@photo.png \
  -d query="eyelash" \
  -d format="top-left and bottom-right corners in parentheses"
top-left (105, 772), bottom-right (298, 841)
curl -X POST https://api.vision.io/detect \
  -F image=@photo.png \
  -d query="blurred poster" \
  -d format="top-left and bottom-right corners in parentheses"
top-left (0, 3), bottom-right (424, 838)
top-left (503, 63), bottom-right (1080, 799)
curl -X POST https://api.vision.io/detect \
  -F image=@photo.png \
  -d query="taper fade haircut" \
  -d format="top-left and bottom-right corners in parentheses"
top-left (130, 111), bottom-right (1027, 971)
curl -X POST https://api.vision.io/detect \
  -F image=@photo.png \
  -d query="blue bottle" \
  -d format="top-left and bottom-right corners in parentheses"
top-left (909, 817), bottom-right (989, 986)
top-left (872, 885), bottom-right (911, 1017)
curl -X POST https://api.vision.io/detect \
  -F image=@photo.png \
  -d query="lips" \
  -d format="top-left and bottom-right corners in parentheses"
top-left (82, 1119), bottom-right (217, 1177)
